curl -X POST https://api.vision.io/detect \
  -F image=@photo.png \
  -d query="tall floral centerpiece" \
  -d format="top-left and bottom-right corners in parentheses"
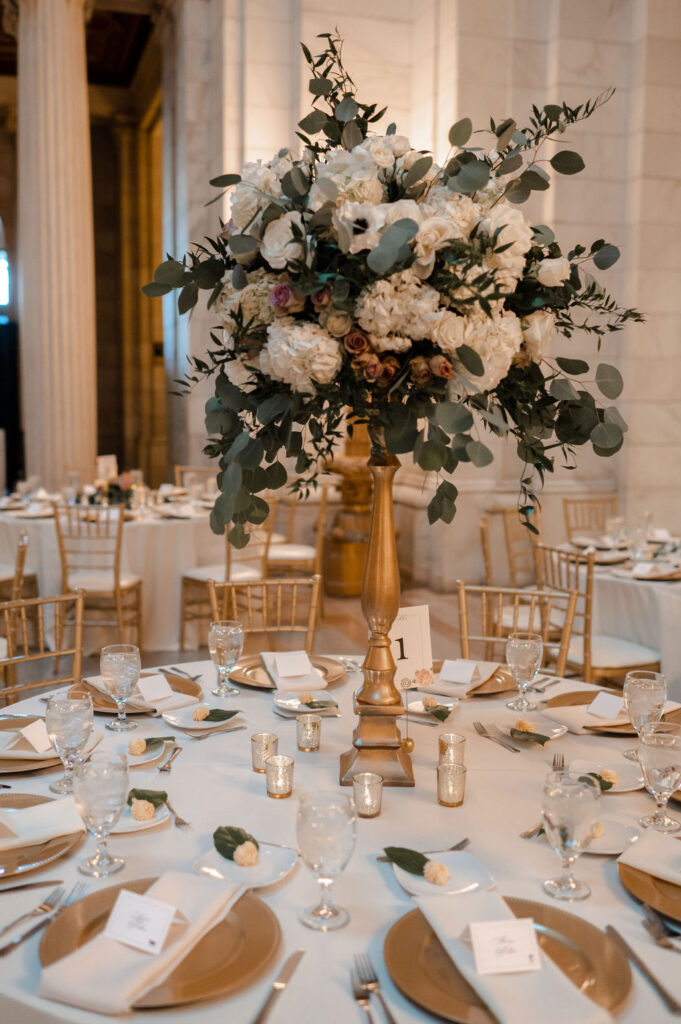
top-left (146, 33), bottom-right (642, 784)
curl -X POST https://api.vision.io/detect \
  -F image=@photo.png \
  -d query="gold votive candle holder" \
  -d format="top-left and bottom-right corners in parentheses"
top-left (265, 754), bottom-right (294, 798)
top-left (251, 732), bottom-right (278, 773)
top-left (296, 714), bottom-right (321, 752)
top-left (353, 772), bottom-right (383, 818)
top-left (438, 732), bottom-right (466, 766)
top-left (437, 763), bottom-right (466, 807)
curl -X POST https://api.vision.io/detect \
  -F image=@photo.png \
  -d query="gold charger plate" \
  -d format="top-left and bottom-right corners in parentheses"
top-left (0, 717), bottom-right (61, 774)
top-left (229, 654), bottom-right (346, 691)
top-left (384, 897), bottom-right (631, 1023)
top-left (70, 671), bottom-right (201, 715)
top-left (618, 862), bottom-right (681, 924)
top-left (546, 691), bottom-right (681, 735)
top-left (0, 793), bottom-right (84, 878)
top-left (39, 877), bottom-right (281, 1009)
top-left (466, 666), bottom-right (516, 697)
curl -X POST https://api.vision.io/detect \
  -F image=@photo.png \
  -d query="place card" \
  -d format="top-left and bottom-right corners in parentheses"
top-left (104, 889), bottom-right (183, 955)
top-left (136, 675), bottom-right (174, 703)
top-left (586, 692), bottom-right (625, 720)
top-left (469, 918), bottom-right (541, 975)
top-left (275, 651), bottom-right (313, 678)
top-left (15, 719), bottom-right (52, 753)
top-left (438, 659), bottom-right (477, 684)
top-left (632, 562), bottom-right (655, 576)
top-left (389, 605), bottom-right (432, 690)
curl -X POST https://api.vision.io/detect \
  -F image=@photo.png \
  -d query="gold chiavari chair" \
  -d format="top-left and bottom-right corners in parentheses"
top-left (208, 576), bottom-right (321, 654)
top-left (179, 505), bottom-right (278, 650)
top-left (0, 532), bottom-right (38, 604)
top-left (479, 508), bottom-right (541, 588)
top-left (53, 504), bottom-right (143, 648)
top-left (267, 486), bottom-right (329, 615)
top-left (534, 542), bottom-right (660, 684)
top-left (456, 580), bottom-right (577, 677)
top-left (0, 591), bottom-right (84, 704)
top-left (173, 465), bottom-right (218, 490)
top-left (563, 494), bottom-right (618, 541)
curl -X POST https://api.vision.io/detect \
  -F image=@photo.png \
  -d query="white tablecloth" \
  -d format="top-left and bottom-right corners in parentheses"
top-left (0, 661), bottom-right (678, 1023)
top-left (0, 513), bottom-right (224, 651)
top-left (592, 568), bottom-right (681, 698)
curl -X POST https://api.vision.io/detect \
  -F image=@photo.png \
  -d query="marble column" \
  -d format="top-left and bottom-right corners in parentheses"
top-left (14, 0), bottom-right (97, 489)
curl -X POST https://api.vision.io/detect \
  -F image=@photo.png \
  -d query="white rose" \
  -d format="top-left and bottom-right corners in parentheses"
top-left (230, 160), bottom-right (282, 230)
top-left (414, 216), bottom-right (456, 277)
top-left (324, 309), bottom-right (354, 337)
top-left (357, 137), bottom-right (396, 169)
top-left (419, 188), bottom-right (481, 238)
top-left (521, 310), bottom-right (555, 362)
top-left (536, 256), bottom-right (571, 287)
top-left (389, 134), bottom-right (411, 157)
top-left (260, 211), bottom-right (305, 270)
top-left (428, 310), bottom-right (465, 355)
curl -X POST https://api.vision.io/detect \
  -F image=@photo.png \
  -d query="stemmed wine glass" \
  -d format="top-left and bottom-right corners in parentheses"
top-left (73, 753), bottom-right (129, 877)
top-left (505, 632), bottom-right (543, 712)
top-left (296, 791), bottom-right (357, 931)
top-left (45, 693), bottom-right (93, 794)
top-left (622, 670), bottom-right (666, 762)
top-left (100, 644), bottom-right (141, 731)
top-left (541, 771), bottom-right (600, 901)
top-left (638, 722), bottom-right (681, 833)
top-left (209, 620), bottom-right (243, 697)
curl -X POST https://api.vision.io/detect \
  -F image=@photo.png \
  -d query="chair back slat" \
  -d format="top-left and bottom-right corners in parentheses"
top-left (479, 508), bottom-right (540, 588)
top-left (11, 534), bottom-right (29, 602)
top-left (563, 495), bottom-right (618, 540)
top-left (208, 576), bottom-right (321, 654)
top-left (53, 504), bottom-right (124, 588)
top-left (534, 542), bottom-right (594, 680)
top-left (0, 591), bottom-right (84, 702)
top-left (224, 499), bottom-right (279, 578)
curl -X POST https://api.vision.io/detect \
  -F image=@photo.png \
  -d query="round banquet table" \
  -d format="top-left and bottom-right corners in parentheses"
top-left (0, 661), bottom-right (678, 1023)
top-left (591, 567), bottom-right (681, 698)
top-left (0, 512), bottom-right (224, 651)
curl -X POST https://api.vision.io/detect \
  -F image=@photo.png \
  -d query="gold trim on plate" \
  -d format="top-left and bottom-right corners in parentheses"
top-left (0, 793), bottom-right (84, 878)
top-left (618, 862), bottom-right (681, 924)
top-left (229, 655), bottom-right (346, 690)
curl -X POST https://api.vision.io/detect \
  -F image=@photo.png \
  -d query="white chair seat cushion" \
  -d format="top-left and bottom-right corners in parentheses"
top-left (501, 605), bottom-right (565, 631)
top-left (0, 636), bottom-right (7, 659)
top-left (268, 544), bottom-right (315, 562)
top-left (69, 570), bottom-right (141, 593)
top-left (568, 633), bottom-right (660, 669)
top-left (269, 532), bottom-right (287, 545)
top-left (183, 564), bottom-right (261, 583)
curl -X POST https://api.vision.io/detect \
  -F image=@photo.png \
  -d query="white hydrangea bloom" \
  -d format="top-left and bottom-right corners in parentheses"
top-left (261, 317), bottom-right (342, 393)
top-left (477, 200), bottom-right (533, 289)
top-left (213, 268), bottom-right (278, 329)
top-left (368, 333), bottom-right (413, 353)
top-left (260, 211), bottom-right (306, 270)
top-left (307, 147), bottom-right (384, 211)
top-left (457, 308), bottom-right (523, 391)
top-left (419, 188), bottom-right (481, 237)
top-left (428, 309), bottom-right (465, 356)
top-left (225, 356), bottom-right (260, 392)
top-left (230, 160), bottom-right (283, 231)
top-left (355, 270), bottom-right (440, 341)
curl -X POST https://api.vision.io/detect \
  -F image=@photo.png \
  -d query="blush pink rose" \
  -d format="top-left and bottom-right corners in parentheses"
top-left (343, 330), bottom-right (370, 354)
top-left (429, 354), bottom-right (454, 379)
top-left (351, 352), bottom-right (382, 380)
top-left (410, 356), bottom-right (432, 385)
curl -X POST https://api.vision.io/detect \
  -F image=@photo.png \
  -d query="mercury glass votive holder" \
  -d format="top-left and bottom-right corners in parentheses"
top-left (438, 732), bottom-right (466, 766)
top-left (437, 763), bottom-right (466, 807)
top-left (353, 772), bottom-right (383, 818)
top-left (296, 714), bottom-right (322, 752)
top-left (265, 754), bottom-right (294, 799)
top-left (251, 732), bottom-right (278, 773)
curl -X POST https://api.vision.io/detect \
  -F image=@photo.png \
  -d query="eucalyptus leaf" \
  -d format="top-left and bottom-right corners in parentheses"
top-left (595, 363), bottom-right (623, 399)
top-left (298, 110), bottom-right (328, 134)
top-left (335, 95), bottom-right (359, 122)
top-left (456, 344), bottom-right (484, 377)
top-left (209, 173), bottom-right (241, 188)
top-left (178, 280), bottom-right (199, 315)
top-left (593, 244), bottom-right (620, 270)
top-left (154, 260), bottom-right (186, 287)
top-left (591, 421), bottom-right (623, 449)
top-left (142, 281), bottom-right (172, 298)
top-left (308, 77), bottom-right (333, 96)
top-left (466, 440), bottom-right (494, 467)
top-left (532, 224), bottom-right (555, 246)
top-left (556, 357), bottom-right (589, 375)
top-left (450, 159), bottom-right (490, 193)
top-left (550, 378), bottom-right (579, 402)
top-left (342, 121), bottom-right (363, 150)
top-left (433, 401), bottom-right (473, 434)
top-left (382, 846), bottom-right (428, 877)
top-left (550, 150), bottom-right (585, 175)
top-left (403, 156), bottom-right (433, 189)
top-left (448, 117), bottom-right (472, 147)
top-left (229, 234), bottom-right (259, 256)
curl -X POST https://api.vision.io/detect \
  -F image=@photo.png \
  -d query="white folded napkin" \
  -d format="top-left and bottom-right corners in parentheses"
top-left (543, 698), bottom-right (681, 735)
top-left (649, 528), bottom-right (672, 542)
top-left (0, 730), bottom-right (100, 762)
top-left (260, 651), bottom-right (327, 691)
top-left (85, 675), bottom-right (198, 713)
top-left (38, 872), bottom-right (244, 1015)
top-left (0, 796), bottom-right (84, 852)
top-left (416, 890), bottom-right (611, 1024)
top-left (618, 830), bottom-right (681, 885)
top-left (419, 660), bottom-right (499, 698)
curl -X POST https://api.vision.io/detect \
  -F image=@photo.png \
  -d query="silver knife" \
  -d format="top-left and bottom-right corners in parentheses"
top-left (252, 949), bottom-right (305, 1024)
top-left (0, 904), bottom-right (62, 957)
top-left (606, 925), bottom-right (681, 1015)
top-left (0, 879), bottom-right (63, 895)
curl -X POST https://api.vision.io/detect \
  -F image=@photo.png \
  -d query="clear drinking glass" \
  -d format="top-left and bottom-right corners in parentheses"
top-left (605, 516), bottom-right (625, 546)
top-left (45, 693), bottom-right (93, 795)
top-left (505, 632), bottom-right (543, 711)
top-left (100, 644), bottom-right (141, 731)
top-left (542, 771), bottom-right (600, 901)
top-left (209, 620), bottom-right (243, 697)
top-left (73, 753), bottom-right (129, 877)
top-left (622, 670), bottom-right (666, 762)
top-left (296, 791), bottom-right (357, 931)
top-left (626, 523), bottom-right (647, 559)
top-left (639, 722), bottom-right (681, 833)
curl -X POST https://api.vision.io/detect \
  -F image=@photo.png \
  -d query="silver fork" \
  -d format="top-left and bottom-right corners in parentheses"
top-left (530, 676), bottom-right (563, 693)
top-left (473, 721), bottom-right (519, 753)
top-left (0, 881), bottom-right (88, 956)
top-left (0, 885), bottom-right (64, 938)
top-left (552, 752), bottom-right (565, 776)
top-left (354, 953), bottom-right (397, 1024)
top-left (165, 797), bottom-right (191, 829)
top-left (159, 745), bottom-right (182, 773)
top-left (351, 966), bottom-right (375, 1023)
top-left (643, 904), bottom-right (681, 952)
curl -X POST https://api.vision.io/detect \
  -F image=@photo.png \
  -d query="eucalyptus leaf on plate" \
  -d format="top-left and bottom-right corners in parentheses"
top-left (127, 788), bottom-right (168, 809)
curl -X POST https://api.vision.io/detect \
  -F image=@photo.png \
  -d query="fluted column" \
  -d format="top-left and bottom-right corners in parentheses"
top-left (15, 0), bottom-right (97, 488)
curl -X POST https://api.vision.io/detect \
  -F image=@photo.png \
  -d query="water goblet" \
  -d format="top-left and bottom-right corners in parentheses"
top-left (639, 722), bottom-right (681, 833)
top-left (73, 753), bottom-right (129, 877)
top-left (296, 791), bottom-right (357, 931)
top-left (209, 620), bottom-right (243, 697)
top-left (605, 516), bottom-right (625, 546)
top-left (622, 670), bottom-right (666, 762)
top-left (542, 771), bottom-right (600, 901)
top-left (505, 632), bottom-right (543, 711)
top-left (45, 692), bottom-right (93, 794)
top-left (100, 644), bottom-right (141, 731)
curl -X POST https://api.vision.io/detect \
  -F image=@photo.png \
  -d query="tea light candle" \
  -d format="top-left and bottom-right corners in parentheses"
top-left (265, 754), bottom-right (294, 798)
top-left (296, 714), bottom-right (321, 752)
top-left (251, 732), bottom-right (278, 773)
top-left (353, 772), bottom-right (383, 818)
top-left (438, 732), bottom-right (466, 766)
top-left (437, 763), bottom-right (466, 807)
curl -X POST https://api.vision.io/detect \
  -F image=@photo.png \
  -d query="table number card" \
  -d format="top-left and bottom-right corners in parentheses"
top-left (469, 918), bottom-right (541, 975)
top-left (389, 606), bottom-right (433, 690)
top-left (104, 889), bottom-right (183, 955)
top-left (95, 454), bottom-right (119, 482)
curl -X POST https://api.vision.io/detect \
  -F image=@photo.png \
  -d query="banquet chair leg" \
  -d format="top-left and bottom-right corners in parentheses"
top-left (179, 579), bottom-right (188, 651)
top-left (115, 588), bottom-right (126, 644)
top-left (135, 584), bottom-right (143, 651)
